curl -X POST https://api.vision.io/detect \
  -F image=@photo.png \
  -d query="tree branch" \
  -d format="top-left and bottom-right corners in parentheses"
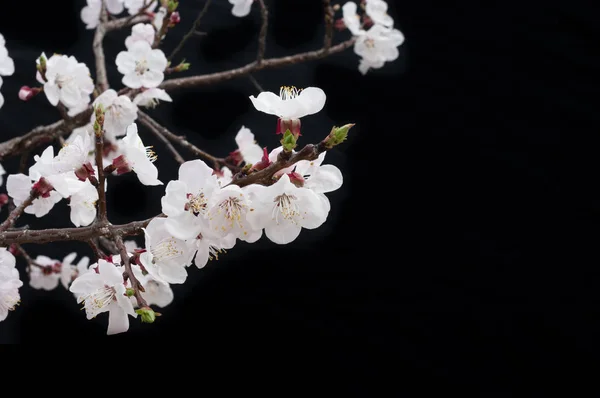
top-left (256, 0), bottom-right (268, 63)
top-left (137, 110), bottom-right (239, 171)
top-left (93, 7), bottom-right (109, 93)
top-left (0, 216), bottom-right (157, 246)
top-left (158, 38), bottom-right (356, 92)
top-left (168, 0), bottom-right (212, 63)
top-left (0, 192), bottom-right (38, 233)
top-left (98, 236), bottom-right (119, 254)
top-left (137, 112), bottom-right (185, 164)
top-left (323, 0), bottom-right (334, 51)
top-left (114, 235), bottom-right (148, 308)
top-left (93, 118), bottom-right (108, 223)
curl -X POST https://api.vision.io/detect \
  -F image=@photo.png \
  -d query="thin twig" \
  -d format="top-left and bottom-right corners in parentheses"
top-left (94, 127), bottom-right (108, 223)
top-left (93, 9), bottom-right (109, 93)
top-left (0, 192), bottom-right (38, 233)
top-left (256, 0), bottom-right (268, 63)
top-left (159, 38), bottom-right (356, 92)
top-left (88, 238), bottom-right (107, 260)
top-left (168, 0), bottom-right (212, 62)
top-left (137, 113), bottom-right (185, 164)
top-left (248, 74), bottom-right (264, 93)
top-left (323, 0), bottom-right (334, 51)
top-left (12, 244), bottom-right (43, 270)
top-left (114, 235), bottom-right (148, 308)
top-left (98, 236), bottom-right (120, 254)
top-left (137, 110), bottom-right (239, 171)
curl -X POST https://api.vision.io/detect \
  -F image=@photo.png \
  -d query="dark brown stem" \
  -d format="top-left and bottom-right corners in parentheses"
top-left (137, 112), bottom-right (185, 164)
top-left (323, 0), bottom-right (334, 51)
top-left (98, 236), bottom-right (120, 254)
top-left (153, 8), bottom-right (171, 48)
top-left (0, 216), bottom-right (157, 246)
top-left (88, 238), bottom-right (107, 260)
top-left (168, 0), bottom-right (212, 62)
top-left (93, 9), bottom-right (109, 93)
top-left (114, 235), bottom-right (148, 308)
top-left (94, 130), bottom-right (108, 223)
top-left (0, 192), bottom-right (38, 233)
top-left (12, 244), bottom-right (43, 269)
top-left (137, 110), bottom-right (240, 172)
top-left (229, 142), bottom-right (328, 188)
top-left (159, 38), bottom-right (355, 92)
top-left (256, 0), bottom-right (268, 63)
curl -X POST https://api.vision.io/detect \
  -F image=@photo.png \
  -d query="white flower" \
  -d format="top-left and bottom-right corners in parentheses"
top-left (70, 259), bottom-right (137, 335)
top-left (342, 2), bottom-right (362, 36)
top-left (246, 174), bottom-right (329, 244)
top-left (229, 0), bottom-right (253, 17)
top-left (235, 126), bottom-right (263, 165)
top-left (51, 134), bottom-right (92, 174)
top-left (120, 122), bottom-right (163, 186)
top-left (293, 152), bottom-right (343, 194)
top-left (133, 88), bottom-right (172, 108)
top-left (0, 162), bottom-right (5, 186)
top-left (0, 249), bottom-right (22, 322)
top-left (365, 0), bottom-right (394, 28)
top-left (249, 86), bottom-right (326, 120)
top-left (207, 185), bottom-right (262, 242)
top-left (354, 24), bottom-right (404, 75)
top-left (0, 76), bottom-right (4, 110)
top-left (139, 217), bottom-right (194, 284)
top-left (6, 173), bottom-right (62, 218)
top-left (188, 232), bottom-right (236, 269)
top-left (161, 159), bottom-right (219, 240)
top-left (152, 6), bottom-right (167, 31)
top-left (125, 0), bottom-right (158, 15)
top-left (59, 252), bottom-right (90, 290)
top-left (69, 180), bottom-right (99, 227)
top-left (216, 166), bottom-right (233, 187)
top-left (125, 23), bottom-right (155, 50)
top-left (92, 89), bottom-right (138, 139)
top-left (29, 255), bottom-right (61, 290)
top-left (116, 41), bottom-right (167, 88)
top-left (28, 146), bottom-right (86, 199)
top-left (81, 0), bottom-right (102, 29)
top-left (131, 265), bottom-right (173, 308)
top-left (0, 33), bottom-right (15, 76)
top-left (43, 54), bottom-right (94, 110)
top-left (106, 0), bottom-right (125, 14)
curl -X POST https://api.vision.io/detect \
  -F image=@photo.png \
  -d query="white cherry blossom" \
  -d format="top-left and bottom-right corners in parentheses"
top-left (207, 184), bottom-right (262, 242)
top-left (0, 249), bottom-right (21, 322)
top-left (152, 6), bottom-right (167, 31)
top-left (342, 2), bottom-right (362, 36)
top-left (354, 24), bottom-right (404, 74)
top-left (161, 159), bottom-right (220, 240)
top-left (116, 40), bottom-right (167, 88)
top-left (69, 180), bottom-right (99, 227)
top-left (229, 0), bottom-right (253, 17)
top-left (92, 89), bottom-right (138, 139)
top-left (59, 252), bottom-right (90, 290)
top-left (125, 0), bottom-right (158, 15)
top-left (51, 134), bottom-right (92, 174)
top-left (43, 54), bottom-right (94, 110)
top-left (6, 173), bottom-right (62, 218)
top-left (119, 122), bottom-right (163, 186)
top-left (250, 86), bottom-right (326, 120)
top-left (293, 152), bottom-right (343, 194)
top-left (0, 163), bottom-right (5, 186)
top-left (0, 76), bottom-right (4, 110)
top-left (246, 174), bottom-right (329, 244)
top-left (365, 0), bottom-right (394, 28)
top-left (106, 0), bottom-right (125, 14)
top-left (188, 232), bottom-right (236, 269)
top-left (125, 23), bottom-right (155, 50)
top-left (215, 166), bottom-right (233, 187)
top-left (234, 126), bottom-right (263, 165)
top-left (29, 255), bottom-right (61, 291)
top-left (81, 0), bottom-right (102, 29)
top-left (139, 217), bottom-right (194, 284)
top-left (0, 33), bottom-right (15, 76)
top-left (131, 265), bottom-right (173, 308)
top-left (27, 146), bottom-right (86, 199)
top-left (70, 259), bottom-right (138, 335)
top-left (133, 88), bottom-right (172, 108)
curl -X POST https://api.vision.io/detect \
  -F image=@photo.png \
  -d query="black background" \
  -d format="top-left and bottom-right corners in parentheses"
top-left (1, 0), bottom-right (599, 389)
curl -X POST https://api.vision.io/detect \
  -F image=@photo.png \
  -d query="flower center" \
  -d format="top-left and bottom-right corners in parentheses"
top-left (151, 237), bottom-right (184, 264)
top-left (0, 292), bottom-right (20, 313)
top-left (145, 146), bottom-right (157, 162)
top-left (279, 86), bottom-right (302, 100)
top-left (272, 194), bottom-right (300, 224)
top-left (365, 38), bottom-right (376, 49)
top-left (185, 192), bottom-right (208, 216)
top-left (212, 196), bottom-right (247, 231)
top-left (79, 285), bottom-right (116, 318)
top-left (55, 73), bottom-right (73, 88)
top-left (135, 59), bottom-right (149, 75)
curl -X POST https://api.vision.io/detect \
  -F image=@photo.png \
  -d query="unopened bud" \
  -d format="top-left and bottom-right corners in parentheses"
top-left (169, 11), bottom-right (181, 26)
top-left (277, 118), bottom-right (301, 137)
top-left (281, 130), bottom-right (297, 152)
top-left (111, 155), bottom-right (131, 175)
top-left (167, 0), bottom-right (178, 12)
top-left (174, 60), bottom-right (190, 72)
top-left (18, 86), bottom-right (41, 101)
top-left (324, 123), bottom-right (354, 148)
top-left (136, 307), bottom-right (156, 323)
top-left (125, 288), bottom-right (136, 297)
top-left (32, 177), bottom-right (54, 198)
top-left (0, 193), bottom-right (9, 207)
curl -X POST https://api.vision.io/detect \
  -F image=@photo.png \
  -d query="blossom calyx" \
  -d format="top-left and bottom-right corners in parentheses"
top-left (280, 130), bottom-right (297, 152)
top-left (31, 177), bottom-right (54, 198)
top-left (277, 118), bottom-right (301, 137)
top-left (324, 123), bottom-right (354, 148)
top-left (135, 306), bottom-right (156, 323)
top-left (75, 162), bottom-right (96, 182)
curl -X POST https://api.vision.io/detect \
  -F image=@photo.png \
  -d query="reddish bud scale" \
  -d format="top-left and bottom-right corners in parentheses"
top-left (8, 245), bottom-right (18, 256)
top-left (0, 193), bottom-right (9, 207)
top-left (250, 147), bottom-right (272, 172)
top-left (227, 149), bottom-right (244, 166)
top-left (169, 11), bottom-right (181, 26)
top-left (287, 171), bottom-right (305, 187)
top-left (75, 162), bottom-right (96, 182)
top-left (32, 177), bottom-right (54, 198)
top-left (111, 155), bottom-right (131, 175)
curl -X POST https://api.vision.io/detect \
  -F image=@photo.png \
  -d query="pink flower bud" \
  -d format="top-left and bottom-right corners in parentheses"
top-left (112, 155), bottom-right (132, 175)
top-left (0, 193), bottom-right (9, 207)
top-left (276, 118), bottom-right (302, 137)
top-left (169, 11), bottom-right (181, 26)
top-left (32, 177), bottom-right (54, 198)
top-left (18, 86), bottom-right (40, 101)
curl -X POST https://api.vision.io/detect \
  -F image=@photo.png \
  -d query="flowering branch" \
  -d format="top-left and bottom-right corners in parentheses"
top-left (158, 38), bottom-right (355, 92)
top-left (93, 106), bottom-right (108, 222)
top-left (0, 192), bottom-right (37, 233)
top-left (114, 234), bottom-right (148, 308)
top-left (137, 110), bottom-right (239, 171)
top-left (167, 0), bottom-right (212, 63)
top-left (136, 112), bottom-right (185, 164)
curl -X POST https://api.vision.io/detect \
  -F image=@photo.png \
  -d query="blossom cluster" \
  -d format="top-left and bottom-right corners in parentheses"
top-left (82, 0), bottom-right (161, 29)
top-left (0, 33), bottom-right (15, 109)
